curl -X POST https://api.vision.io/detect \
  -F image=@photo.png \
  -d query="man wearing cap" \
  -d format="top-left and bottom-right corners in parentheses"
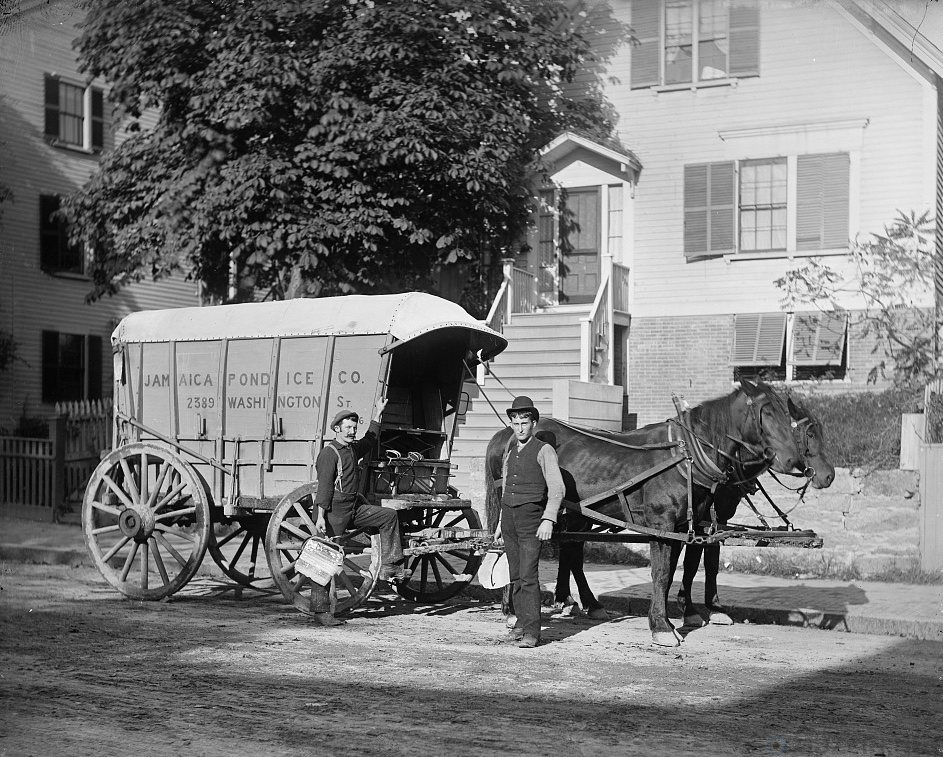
top-left (499, 396), bottom-right (565, 648)
top-left (308, 396), bottom-right (410, 626)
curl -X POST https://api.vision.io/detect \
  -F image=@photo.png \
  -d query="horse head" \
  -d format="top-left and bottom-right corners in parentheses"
top-left (787, 397), bottom-right (835, 488)
top-left (736, 380), bottom-right (803, 475)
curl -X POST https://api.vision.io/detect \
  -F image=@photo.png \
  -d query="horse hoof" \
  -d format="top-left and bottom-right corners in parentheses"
top-left (683, 613), bottom-right (704, 628)
top-left (505, 614), bottom-right (518, 629)
top-left (709, 610), bottom-right (734, 625)
top-left (587, 607), bottom-right (610, 621)
top-left (652, 631), bottom-right (681, 647)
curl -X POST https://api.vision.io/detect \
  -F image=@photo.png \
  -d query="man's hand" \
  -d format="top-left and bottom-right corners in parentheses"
top-left (314, 512), bottom-right (327, 536)
top-left (536, 520), bottom-right (554, 541)
top-left (373, 397), bottom-right (389, 423)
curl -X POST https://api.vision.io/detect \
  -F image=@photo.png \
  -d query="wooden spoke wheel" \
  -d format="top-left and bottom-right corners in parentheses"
top-left (208, 513), bottom-right (273, 588)
top-left (265, 484), bottom-right (381, 615)
top-left (82, 443), bottom-right (211, 600)
top-left (397, 506), bottom-right (483, 603)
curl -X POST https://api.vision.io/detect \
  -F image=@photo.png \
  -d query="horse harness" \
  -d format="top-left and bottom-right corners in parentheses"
top-left (552, 390), bottom-right (786, 546)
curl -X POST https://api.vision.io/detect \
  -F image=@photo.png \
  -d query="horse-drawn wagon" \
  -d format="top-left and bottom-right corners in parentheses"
top-left (82, 293), bottom-right (505, 614)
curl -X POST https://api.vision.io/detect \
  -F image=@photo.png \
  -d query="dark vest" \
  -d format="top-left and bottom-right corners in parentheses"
top-left (503, 439), bottom-right (548, 507)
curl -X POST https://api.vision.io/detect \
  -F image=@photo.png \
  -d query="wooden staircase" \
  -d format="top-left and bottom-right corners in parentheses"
top-left (448, 309), bottom-right (587, 501)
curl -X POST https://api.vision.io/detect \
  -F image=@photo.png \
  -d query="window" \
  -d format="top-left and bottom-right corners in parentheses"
top-left (739, 159), bottom-right (786, 252)
top-left (632, 0), bottom-right (759, 89)
top-left (44, 74), bottom-right (104, 151)
top-left (41, 331), bottom-right (103, 403)
top-left (684, 153), bottom-right (849, 260)
top-left (39, 194), bottom-right (84, 275)
top-left (732, 312), bottom-right (847, 382)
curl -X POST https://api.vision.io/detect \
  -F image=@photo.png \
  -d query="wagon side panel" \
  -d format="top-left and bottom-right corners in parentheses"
top-left (268, 336), bottom-right (332, 496)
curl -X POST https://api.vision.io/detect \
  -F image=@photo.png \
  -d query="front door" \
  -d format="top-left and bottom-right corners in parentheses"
top-left (561, 187), bottom-right (601, 304)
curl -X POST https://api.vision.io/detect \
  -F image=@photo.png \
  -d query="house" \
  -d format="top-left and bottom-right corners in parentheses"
top-left (450, 0), bottom-right (943, 494)
top-left (0, 1), bottom-right (200, 430)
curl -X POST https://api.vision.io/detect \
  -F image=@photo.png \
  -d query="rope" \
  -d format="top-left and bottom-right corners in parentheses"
top-left (464, 360), bottom-right (508, 428)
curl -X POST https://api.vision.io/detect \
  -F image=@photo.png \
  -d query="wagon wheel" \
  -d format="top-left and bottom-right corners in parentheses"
top-left (82, 443), bottom-right (211, 600)
top-left (396, 507), bottom-right (483, 603)
top-left (264, 484), bottom-right (381, 616)
top-left (208, 513), bottom-right (274, 588)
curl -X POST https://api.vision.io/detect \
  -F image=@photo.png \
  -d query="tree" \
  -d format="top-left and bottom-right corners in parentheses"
top-left (64, 0), bottom-right (618, 303)
top-left (775, 210), bottom-right (935, 385)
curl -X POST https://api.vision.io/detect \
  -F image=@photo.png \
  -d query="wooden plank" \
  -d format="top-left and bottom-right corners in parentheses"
top-left (919, 443), bottom-right (943, 571)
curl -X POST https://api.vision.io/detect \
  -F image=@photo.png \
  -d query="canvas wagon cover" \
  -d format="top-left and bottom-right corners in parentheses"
top-left (113, 292), bottom-right (507, 360)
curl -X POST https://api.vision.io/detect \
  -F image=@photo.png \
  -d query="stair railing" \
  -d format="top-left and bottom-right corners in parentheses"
top-left (580, 273), bottom-right (611, 383)
top-left (480, 258), bottom-right (537, 383)
top-left (612, 261), bottom-right (631, 313)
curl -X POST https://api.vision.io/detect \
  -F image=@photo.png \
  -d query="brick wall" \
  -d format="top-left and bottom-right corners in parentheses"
top-left (626, 310), bottom-right (921, 424)
top-left (627, 314), bottom-right (733, 425)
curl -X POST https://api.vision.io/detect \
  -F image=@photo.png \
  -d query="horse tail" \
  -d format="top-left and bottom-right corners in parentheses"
top-left (483, 428), bottom-right (509, 534)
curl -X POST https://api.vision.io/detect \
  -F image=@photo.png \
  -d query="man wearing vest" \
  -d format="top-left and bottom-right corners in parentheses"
top-left (309, 397), bottom-right (410, 626)
top-left (500, 396), bottom-right (564, 648)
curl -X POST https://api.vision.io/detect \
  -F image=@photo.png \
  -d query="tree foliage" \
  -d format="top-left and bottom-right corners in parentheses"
top-left (775, 210), bottom-right (936, 385)
top-left (64, 0), bottom-right (618, 302)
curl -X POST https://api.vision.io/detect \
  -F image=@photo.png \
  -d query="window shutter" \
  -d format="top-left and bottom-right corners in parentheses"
top-left (42, 330), bottom-right (59, 402)
top-left (728, 3), bottom-right (759, 77)
top-left (39, 194), bottom-right (60, 270)
top-left (709, 162), bottom-right (735, 251)
top-left (792, 312), bottom-right (846, 365)
top-left (43, 74), bottom-right (59, 139)
top-left (684, 162), bottom-right (734, 260)
top-left (87, 335), bottom-right (103, 399)
top-left (91, 87), bottom-right (104, 150)
top-left (684, 164), bottom-right (708, 257)
top-left (797, 153), bottom-right (849, 251)
top-left (822, 153), bottom-right (849, 248)
top-left (732, 312), bottom-right (786, 365)
top-left (631, 0), bottom-right (660, 89)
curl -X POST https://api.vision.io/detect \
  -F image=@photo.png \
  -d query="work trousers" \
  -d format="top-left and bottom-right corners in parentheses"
top-left (310, 494), bottom-right (404, 613)
top-left (502, 500), bottom-right (544, 638)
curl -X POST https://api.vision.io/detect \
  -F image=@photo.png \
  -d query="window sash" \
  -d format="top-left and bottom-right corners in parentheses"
top-left (739, 159), bottom-right (787, 252)
top-left (41, 331), bottom-right (102, 403)
top-left (39, 194), bottom-right (84, 274)
top-left (43, 74), bottom-right (104, 151)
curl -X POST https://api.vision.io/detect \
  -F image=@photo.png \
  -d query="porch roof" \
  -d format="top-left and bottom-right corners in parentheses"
top-left (539, 132), bottom-right (642, 176)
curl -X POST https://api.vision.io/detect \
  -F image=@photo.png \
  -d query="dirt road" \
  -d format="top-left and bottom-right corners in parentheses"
top-left (0, 563), bottom-right (940, 757)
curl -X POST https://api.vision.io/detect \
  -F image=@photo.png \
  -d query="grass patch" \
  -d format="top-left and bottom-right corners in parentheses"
top-left (786, 385), bottom-right (922, 470)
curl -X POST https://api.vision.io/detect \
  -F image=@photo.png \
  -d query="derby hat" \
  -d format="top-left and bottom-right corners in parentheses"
top-left (330, 410), bottom-right (359, 429)
top-left (506, 395), bottom-right (539, 421)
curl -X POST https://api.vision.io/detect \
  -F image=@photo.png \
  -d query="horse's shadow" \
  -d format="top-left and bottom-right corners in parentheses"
top-left (610, 581), bottom-right (872, 636)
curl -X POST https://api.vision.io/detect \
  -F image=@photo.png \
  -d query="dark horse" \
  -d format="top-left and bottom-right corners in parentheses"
top-left (677, 396), bottom-right (835, 626)
top-left (485, 380), bottom-right (804, 647)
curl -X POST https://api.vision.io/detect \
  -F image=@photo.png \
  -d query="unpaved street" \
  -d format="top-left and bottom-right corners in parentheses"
top-left (1, 563), bottom-right (940, 757)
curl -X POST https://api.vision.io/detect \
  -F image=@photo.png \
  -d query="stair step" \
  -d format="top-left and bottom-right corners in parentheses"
top-left (482, 363), bottom-right (580, 379)
top-left (503, 324), bottom-right (582, 340)
top-left (509, 310), bottom-right (591, 326)
top-left (495, 337), bottom-right (581, 353)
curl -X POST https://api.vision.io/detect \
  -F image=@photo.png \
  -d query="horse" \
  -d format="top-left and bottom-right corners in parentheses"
top-left (485, 380), bottom-right (804, 647)
top-left (676, 395), bottom-right (835, 626)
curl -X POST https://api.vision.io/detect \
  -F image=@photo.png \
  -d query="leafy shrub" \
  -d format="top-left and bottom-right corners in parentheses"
top-left (786, 386), bottom-right (922, 470)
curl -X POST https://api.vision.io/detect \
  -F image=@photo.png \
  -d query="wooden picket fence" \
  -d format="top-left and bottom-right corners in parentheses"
top-left (0, 399), bottom-right (113, 521)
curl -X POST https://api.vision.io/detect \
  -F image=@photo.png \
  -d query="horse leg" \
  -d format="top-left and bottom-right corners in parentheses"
top-left (649, 538), bottom-right (684, 646)
top-left (678, 543), bottom-right (706, 627)
top-left (703, 542), bottom-right (733, 625)
top-left (554, 544), bottom-right (573, 606)
top-left (562, 541), bottom-right (608, 619)
top-left (502, 584), bottom-right (516, 627)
